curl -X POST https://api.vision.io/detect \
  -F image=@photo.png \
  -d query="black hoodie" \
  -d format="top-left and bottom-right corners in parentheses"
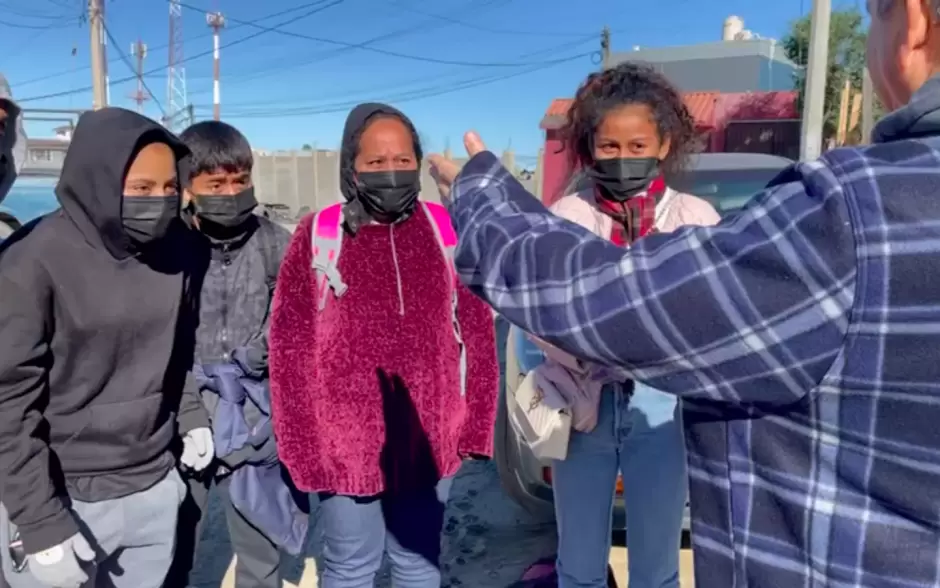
top-left (0, 108), bottom-right (207, 553)
top-left (339, 102), bottom-right (423, 233)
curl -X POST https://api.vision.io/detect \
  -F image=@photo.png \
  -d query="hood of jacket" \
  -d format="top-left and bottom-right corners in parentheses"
top-left (339, 102), bottom-right (422, 233)
top-left (873, 75), bottom-right (940, 143)
top-left (55, 107), bottom-right (189, 260)
top-left (0, 74), bottom-right (27, 204)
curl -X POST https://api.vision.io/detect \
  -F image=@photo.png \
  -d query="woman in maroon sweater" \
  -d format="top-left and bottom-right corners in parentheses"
top-left (268, 103), bottom-right (499, 587)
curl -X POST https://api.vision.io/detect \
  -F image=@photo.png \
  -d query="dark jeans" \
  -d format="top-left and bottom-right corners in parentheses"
top-left (164, 468), bottom-right (281, 588)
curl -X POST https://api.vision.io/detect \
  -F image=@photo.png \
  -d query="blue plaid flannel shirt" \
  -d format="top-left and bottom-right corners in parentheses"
top-left (448, 134), bottom-right (940, 585)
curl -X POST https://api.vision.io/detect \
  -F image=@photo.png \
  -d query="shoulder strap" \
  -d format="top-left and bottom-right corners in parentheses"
top-left (310, 203), bottom-right (348, 311)
top-left (421, 201), bottom-right (458, 287)
top-left (254, 219), bottom-right (281, 289)
top-left (420, 201), bottom-right (467, 397)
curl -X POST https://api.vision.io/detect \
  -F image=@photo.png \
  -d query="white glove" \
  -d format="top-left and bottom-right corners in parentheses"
top-left (180, 427), bottom-right (214, 472)
top-left (27, 532), bottom-right (95, 588)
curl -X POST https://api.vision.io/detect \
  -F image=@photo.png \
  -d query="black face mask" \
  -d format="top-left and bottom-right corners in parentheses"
top-left (588, 157), bottom-right (660, 202)
top-left (122, 194), bottom-right (180, 245)
top-left (192, 187), bottom-right (258, 228)
top-left (356, 170), bottom-right (420, 224)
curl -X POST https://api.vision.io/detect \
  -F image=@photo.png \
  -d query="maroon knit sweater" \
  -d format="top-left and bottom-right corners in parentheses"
top-left (269, 207), bottom-right (499, 496)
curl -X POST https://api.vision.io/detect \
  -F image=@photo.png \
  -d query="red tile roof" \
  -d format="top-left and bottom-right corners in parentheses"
top-left (719, 91), bottom-right (799, 120)
top-left (684, 92), bottom-right (720, 129)
top-left (540, 92), bottom-right (721, 130)
top-left (543, 98), bottom-right (573, 120)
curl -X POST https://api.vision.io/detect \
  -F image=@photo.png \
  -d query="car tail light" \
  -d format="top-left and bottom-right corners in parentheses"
top-left (615, 475), bottom-right (624, 495)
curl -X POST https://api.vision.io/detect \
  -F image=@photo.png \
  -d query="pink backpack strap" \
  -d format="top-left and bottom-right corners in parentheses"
top-left (422, 201), bottom-right (457, 246)
top-left (421, 202), bottom-right (457, 285)
top-left (420, 201), bottom-right (466, 397)
top-left (310, 203), bottom-right (348, 311)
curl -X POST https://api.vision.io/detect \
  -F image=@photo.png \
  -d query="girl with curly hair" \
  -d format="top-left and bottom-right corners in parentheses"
top-left (512, 62), bottom-right (720, 587)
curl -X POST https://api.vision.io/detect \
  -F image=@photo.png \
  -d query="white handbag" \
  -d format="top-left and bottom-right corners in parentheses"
top-left (509, 370), bottom-right (572, 461)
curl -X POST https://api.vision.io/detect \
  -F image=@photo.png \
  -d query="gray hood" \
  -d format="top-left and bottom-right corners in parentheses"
top-left (0, 74), bottom-right (27, 204)
top-left (872, 75), bottom-right (940, 143)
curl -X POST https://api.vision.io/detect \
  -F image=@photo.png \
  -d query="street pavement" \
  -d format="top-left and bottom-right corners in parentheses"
top-left (199, 460), bottom-right (695, 587)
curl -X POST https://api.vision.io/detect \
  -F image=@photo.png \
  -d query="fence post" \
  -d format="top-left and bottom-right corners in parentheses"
top-left (291, 151), bottom-right (301, 214)
top-left (312, 144), bottom-right (319, 212)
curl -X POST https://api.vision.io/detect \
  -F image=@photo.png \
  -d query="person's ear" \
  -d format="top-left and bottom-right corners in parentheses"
top-left (657, 137), bottom-right (672, 161)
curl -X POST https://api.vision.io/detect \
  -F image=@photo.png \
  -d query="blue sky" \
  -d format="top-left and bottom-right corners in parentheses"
top-left (1, 0), bottom-right (853, 158)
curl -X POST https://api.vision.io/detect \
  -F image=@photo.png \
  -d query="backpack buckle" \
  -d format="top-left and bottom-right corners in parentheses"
top-left (313, 260), bottom-right (347, 310)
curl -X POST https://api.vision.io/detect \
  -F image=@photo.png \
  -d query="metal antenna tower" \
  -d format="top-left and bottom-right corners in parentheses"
top-left (166, 0), bottom-right (191, 130)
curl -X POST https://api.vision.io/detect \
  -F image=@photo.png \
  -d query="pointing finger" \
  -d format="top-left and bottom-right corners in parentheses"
top-left (463, 131), bottom-right (486, 157)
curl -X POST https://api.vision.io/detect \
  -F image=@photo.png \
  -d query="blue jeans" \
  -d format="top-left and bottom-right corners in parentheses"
top-left (317, 478), bottom-right (453, 588)
top-left (552, 385), bottom-right (686, 588)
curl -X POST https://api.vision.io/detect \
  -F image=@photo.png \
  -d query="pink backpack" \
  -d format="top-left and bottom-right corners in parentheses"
top-left (309, 201), bottom-right (467, 396)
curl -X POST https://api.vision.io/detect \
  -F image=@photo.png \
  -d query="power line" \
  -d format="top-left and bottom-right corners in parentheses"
top-left (185, 0), bottom-right (515, 89)
top-left (12, 0), bottom-right (340, 88)
top-left (0, 14), bottom-right (77, 28)
top-left (387, 0), bottom-right (601, 37)
top-left (0, 25), bottom-right (54, 63)
top-left (213, 34), bottom-right (595, 108)
top-left (101, 21), bottom-right (166, 115)
top-left (175, 0), bottom-right (593, 68)
top-left (0, 3), bottom-right (72, 20)
top-left (193, 50), bottom-right (592, 119)
top-left (16, 0), bottom-right (345, 103)
top-left (0, 0), bottom-right (80, 28)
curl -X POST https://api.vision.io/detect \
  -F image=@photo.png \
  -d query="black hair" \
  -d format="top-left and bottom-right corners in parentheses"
top-left (560, 62), bottom-right (697, 180)
top-left (178, 120), bottom-right (253, 182)
top-left (339, 111), bottom-right (423, 204)
top-left (348, 112), bottom-right (423, 163)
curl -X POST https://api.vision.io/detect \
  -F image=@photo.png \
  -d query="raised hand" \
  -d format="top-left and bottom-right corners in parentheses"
top-left (427, 131), bottom-right (488, 204)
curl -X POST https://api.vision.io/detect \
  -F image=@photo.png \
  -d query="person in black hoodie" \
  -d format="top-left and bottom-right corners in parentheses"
top-left (0, 107), bottom-right (211, 588)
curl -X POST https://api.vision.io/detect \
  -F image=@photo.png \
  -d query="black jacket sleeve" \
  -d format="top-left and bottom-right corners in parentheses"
top-left (0, 269), bottom-right (79, 552)
top-left (175, 226), bottom-right (210, 434)
top-left (245, 221), bottom-right (292, 367)
top-left (177, 370), bottom-right (209, 434)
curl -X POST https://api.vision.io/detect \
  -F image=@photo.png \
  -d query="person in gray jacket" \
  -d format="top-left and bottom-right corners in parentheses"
top-left (0, 108), bottom-right (213, 588)
top-left (0, 74), bottom-right (26, 238)
top-left (0, 71), bottom-right (25, 588)
top-left (164, 120), bottom-right (294, 588)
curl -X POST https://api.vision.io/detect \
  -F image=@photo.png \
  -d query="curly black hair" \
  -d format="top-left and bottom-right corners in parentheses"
top-left (560, 62), bottom-right (697, 180)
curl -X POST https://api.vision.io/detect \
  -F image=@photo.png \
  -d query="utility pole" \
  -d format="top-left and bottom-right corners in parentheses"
top-left (799, 0), bottom-right (830, 160)
top-left (88, 0), bottom-right (108, 110)
top-left (129, 39), bottom-right (148, 113)
top-left (207, 11), bottom-right (225, 121)
top-left (861, 67), bottom-right (874, 143)
top-left (601, 26), bottom-right (611, 70)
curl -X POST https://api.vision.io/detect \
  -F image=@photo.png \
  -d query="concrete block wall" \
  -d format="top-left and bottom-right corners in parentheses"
top-left (252, 149), bottom-right (541, 218)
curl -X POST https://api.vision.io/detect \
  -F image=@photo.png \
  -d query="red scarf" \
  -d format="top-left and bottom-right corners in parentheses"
top-left (594, 176), bottom-right (665, 246)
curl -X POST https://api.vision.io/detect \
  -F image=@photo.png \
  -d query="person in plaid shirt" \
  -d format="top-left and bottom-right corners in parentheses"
top-left (428, 0), bottom-right (940, 585)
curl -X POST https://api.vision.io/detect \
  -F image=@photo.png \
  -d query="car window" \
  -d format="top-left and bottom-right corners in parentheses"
top-left (673, 167), bottom-right (787, 216)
